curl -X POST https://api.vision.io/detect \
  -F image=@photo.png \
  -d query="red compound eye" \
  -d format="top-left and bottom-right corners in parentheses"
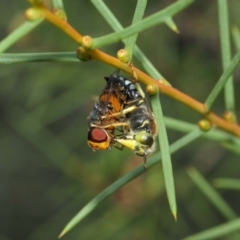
top-left (88, 128), bottom-right (108, 143)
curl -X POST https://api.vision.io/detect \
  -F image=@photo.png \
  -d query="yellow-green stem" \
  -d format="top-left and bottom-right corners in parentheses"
top-left (31, 3), bottom-right (240, 138)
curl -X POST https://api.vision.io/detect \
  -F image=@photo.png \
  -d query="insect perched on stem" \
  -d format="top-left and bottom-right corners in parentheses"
top-left (87, 73), bottom-right (157, 167)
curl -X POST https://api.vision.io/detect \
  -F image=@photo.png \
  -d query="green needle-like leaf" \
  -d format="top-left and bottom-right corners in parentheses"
top-left (0, 52), bottom-right (80, 64)
top-left (92, 0), bottom-right (194, 49)
top-left (59, 130), bottom-right (202, 237)
top-left (232, 26), bottom-right (240, 50)
top-left (164, 17), bottom-right (179, 33)
top-left (6, 107), bottom-right (76, 170)
top-left (221, 142), bottom-right (240, 155)
top-left (58, 161), bottom-right (145, 238)
top-left (164, 117), bottom-right (240, 152)
top-left (91, 0), bottom-right (169, 89)
top-left (157, 116), bottom-right (240, 157)
top-left (187, 167), bottom-right (237, 220)
top-left (213, 178), bottom-right (240, 190)
top-left (52, 0), bottom-right (67, 20)
top-left (0, 20), bottom-right (43, 53)
top-left (182, 218), bottom-right (240, 240)
top-left (151, 90), bottom-right (177, 220)
top-left (204, 47), bottom-right (240, 110)
top-left (218, 0), bottom-right (235, 112)
top-left (124, 0), bottom-right (147, 62)
top-left (169, 129), bottom-right (203, 154)
top-left (52, 0), bottom-right (65, 10)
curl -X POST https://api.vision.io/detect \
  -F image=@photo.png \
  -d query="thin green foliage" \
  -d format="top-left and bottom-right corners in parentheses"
top-left (182, 218), bottom-right (240, 240)
top-left (93, 5), bottom-right (184, 221)
top-left (218, 0), bottom-right (235, 112)
top-left (7, 107), bottom-right (76, 170)
top-left (151, 90), bottom-right (177, 220)
top-left (0, 52), bottom-right (79, 63)
top-left (187, 167), bottom-right (237, 220)
top-left (58, 158), bottom-right (146, 238)
top-left (232, 26), bottom-right (240, 50)
top-left (52, 0), bottom-right (67, 21)
top-left (52, 0), bottom-right (65, 10)
top-left (1, 1), bottom-right (240, 239)
top-left (169, 129), bottom-right (203, 153)
top-left (121, 0), bottom-right (176, 218)
top-left (222, 142), bottom-right (240, 155)
top-left (164, 117), bottom-right (240, 153)
top-left (59, 130), bottom-right (202, 237)
top-left (164, 17), bottom-right (179, 33)
top-left (214, 179), bottom-right (240, 190)
top-left (91, 0), bottom-right (164, 80)
top-left (124, 0), bottom-right (147, 62)
top-left (92, 0), bottom-right (194, 48)
top-left (30, 87), bottom-right (87, 126)
top-left (90, 0), bottom-right (122, 31)
top-left (204, 47), bottom-right (240, 110)
top-left (0, 20), bottom-right (43, 53)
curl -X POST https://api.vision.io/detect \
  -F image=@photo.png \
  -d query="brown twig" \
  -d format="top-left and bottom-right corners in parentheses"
top-left (29, 3), bottom-right (240, 137)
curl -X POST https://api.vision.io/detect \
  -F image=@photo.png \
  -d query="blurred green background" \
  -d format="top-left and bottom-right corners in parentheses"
top-left (1, 1), bottom-right (240, 239)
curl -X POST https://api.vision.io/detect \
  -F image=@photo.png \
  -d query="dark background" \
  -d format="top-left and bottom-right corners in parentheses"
top-left (1, 1), bottom-right (240, 239)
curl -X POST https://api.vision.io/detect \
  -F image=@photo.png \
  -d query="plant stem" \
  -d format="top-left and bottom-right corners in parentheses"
top-left (28, 2), bottom-right (240, 137)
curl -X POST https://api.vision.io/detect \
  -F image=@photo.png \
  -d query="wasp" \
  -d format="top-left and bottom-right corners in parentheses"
top-left (87, 74), bottom-right (157, 161)
top-left (88, 74), bottom-right (141, 150)
top-left (116, 105), bottom-right (157, 157)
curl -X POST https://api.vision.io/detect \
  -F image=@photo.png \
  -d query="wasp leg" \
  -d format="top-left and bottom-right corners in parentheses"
top-left (91, 122), bottom-right (129, 129)
top-left (142, 155), bottom-right (147, 179)
top-left (113, 143), bottom-right (125, 151)
top-left (100, 105), bottom-right (138, 120)
top-left (129, 62), bottom-right (138, 82)
top-left (99, 98), bottom-right (145, 121)
top-left (127, 98), bottom-right (145, 107)
top-left (143, 155), bottom-right (147, 170)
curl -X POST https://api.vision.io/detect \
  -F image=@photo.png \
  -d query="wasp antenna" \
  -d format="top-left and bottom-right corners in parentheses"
top-left (135, 82), bottom-right (145, 99)
top-left (142, 167), bottom-right (146, 180)
top-left (113, 69), bottom-right (121, 76)
top-left (143, 155), bottom-right (147, 171)
top-left (142, 155), bottom-right (147, 179)
top-left (104, 76), bottom-right (109, 82)
top-left (144, 155), bottom-right (147, 168)
top-left (129, 62), bottom-right (138, 81)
